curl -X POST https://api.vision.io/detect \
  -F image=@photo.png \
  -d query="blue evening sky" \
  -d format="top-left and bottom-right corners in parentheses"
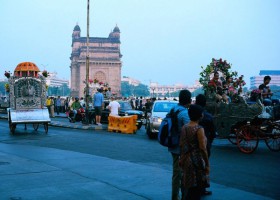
top-left (0, 0), bottom-right (279, 87)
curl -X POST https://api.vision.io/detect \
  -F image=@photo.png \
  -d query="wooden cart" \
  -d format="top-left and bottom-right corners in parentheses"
top-left (6, 62), bottom-right (50, 134)
top-left (200, 58), bottom-right (280, 153)
top-left (206, 95), bottom-right (280, 153)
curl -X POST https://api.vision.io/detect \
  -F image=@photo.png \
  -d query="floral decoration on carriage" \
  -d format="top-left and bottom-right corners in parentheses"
top-left (199, 58), bottom-right (246, 103)
top-left (86, 78), bottom-right (111, 97)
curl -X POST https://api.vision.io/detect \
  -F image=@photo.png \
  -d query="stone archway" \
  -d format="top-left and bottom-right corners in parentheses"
top-left (93, 71), bottom-right (106, 83)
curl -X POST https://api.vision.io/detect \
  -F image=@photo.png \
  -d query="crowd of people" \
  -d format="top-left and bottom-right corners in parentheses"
top-left (208, 72), bottom-right (246, 103)
top-left (44, 87), bottom-right (165, 125)
top-left (208, 72), bottom-right (279, 106)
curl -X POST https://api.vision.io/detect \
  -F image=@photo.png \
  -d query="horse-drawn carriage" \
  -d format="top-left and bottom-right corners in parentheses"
top-left (6, 62), bottom-right (50, 134)
top-left (200, 58), bottom-right (280, 153)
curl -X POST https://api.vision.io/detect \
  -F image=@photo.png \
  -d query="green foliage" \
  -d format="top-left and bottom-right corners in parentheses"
top-left (191, 87), bottom-right (204, 97)
top-left (0, 81), bottom-right (8, 96)
top-left (121, 82), bottom-right (150, 97)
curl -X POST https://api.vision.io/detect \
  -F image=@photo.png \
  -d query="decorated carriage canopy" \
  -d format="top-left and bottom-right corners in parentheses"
top-left (4, 62), bottom-right (49, 78)
top-left (5, 62), bottom-right (48, 110)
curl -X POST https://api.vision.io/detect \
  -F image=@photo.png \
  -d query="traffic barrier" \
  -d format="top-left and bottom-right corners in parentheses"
top-left (108, 115), bottom-right (137, 134)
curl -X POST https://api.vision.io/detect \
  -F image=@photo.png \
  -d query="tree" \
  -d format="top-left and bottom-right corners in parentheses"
top-left (121, 82), bottom-right (150, 97)
top-left (121, 82), bottom-right (132, 97)
top-left (0, 81), bottom-right (8, 96)
top-left (191, 87), bottom-right (204, 97)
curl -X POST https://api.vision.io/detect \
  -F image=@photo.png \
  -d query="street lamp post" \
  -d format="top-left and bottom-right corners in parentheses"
top-left (85, 0), bottom-right (90, 124)
top-left (151, 87), bottom-right (155, 98)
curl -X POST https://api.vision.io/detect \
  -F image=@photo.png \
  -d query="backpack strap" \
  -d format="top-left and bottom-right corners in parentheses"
top-left (169, 106), bottom-right (184, 116)
top-left (171, 107), bottom-right (185, 119)
top-left (168, 107), bottom-right (185, 134)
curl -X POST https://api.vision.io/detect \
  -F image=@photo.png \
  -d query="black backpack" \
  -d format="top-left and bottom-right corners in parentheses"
top-left (158, 108), bottom-right (182, 147)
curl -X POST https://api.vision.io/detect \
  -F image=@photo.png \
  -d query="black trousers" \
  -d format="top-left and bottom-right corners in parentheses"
top-left (183, 186), bottom-right (201, 200)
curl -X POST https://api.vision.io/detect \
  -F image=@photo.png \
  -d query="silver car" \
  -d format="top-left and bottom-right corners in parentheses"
top-left (146, 100), bottom-right (178, 138)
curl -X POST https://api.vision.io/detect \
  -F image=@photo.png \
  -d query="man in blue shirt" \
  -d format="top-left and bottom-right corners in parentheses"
top-left (93, 88), bottom-right (104, 126)
top-left (55, 96), bottom-right (61, 115)
top-left (169, 89), bottom-right (191, 200)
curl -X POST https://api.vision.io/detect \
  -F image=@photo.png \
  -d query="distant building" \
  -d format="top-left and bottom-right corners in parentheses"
top-left (121, 76), bottom-right (141, 86)
top-left (149, 81), bottom-right (201, 97)
top-left (45, 72), bottom-right (69, 87)
top-left (250, 70), bottom-right (280, 89)
top-left (70, 24), bottom-right (122, 97)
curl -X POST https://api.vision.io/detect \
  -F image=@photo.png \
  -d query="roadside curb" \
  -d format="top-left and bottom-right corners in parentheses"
top-left (49, 121), bottom-right (107, 131)
top-left (0, 115), bottom-right (108, 131)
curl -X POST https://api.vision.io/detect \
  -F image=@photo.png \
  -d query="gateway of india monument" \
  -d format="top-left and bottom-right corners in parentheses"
top-left (70, 24), bottom-right (122, 98)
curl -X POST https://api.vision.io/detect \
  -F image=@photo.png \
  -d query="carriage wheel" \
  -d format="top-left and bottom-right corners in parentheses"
top-left (228, 132), bottom-right (241, 145)
top-left (236, 125), bottom-right (259, 154)
top-left (265, 128), bottom-right (280, 152)
top-left (44, 123), bottom-right (48, 134)
top-left (33, 123), bottom-right (39, 131)
top-left (9, 123), bottom-right (16, 134)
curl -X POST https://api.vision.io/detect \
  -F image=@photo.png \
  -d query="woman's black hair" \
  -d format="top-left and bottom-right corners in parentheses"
top-left (188, 104), bottom-right (204, 121)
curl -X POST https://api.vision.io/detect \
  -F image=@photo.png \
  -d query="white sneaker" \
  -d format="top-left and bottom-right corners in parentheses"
top-left (97, 123), bottom-right (102, 126)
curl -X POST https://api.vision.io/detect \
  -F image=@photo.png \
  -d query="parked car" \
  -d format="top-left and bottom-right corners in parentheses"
top-left (90, 100), bottom-right (145, 129)
top-left (146, 100), bottom-right (178, 138)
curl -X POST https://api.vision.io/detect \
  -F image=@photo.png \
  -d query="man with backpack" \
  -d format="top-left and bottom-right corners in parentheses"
top-left (169, 90), bottom-right (191, 200)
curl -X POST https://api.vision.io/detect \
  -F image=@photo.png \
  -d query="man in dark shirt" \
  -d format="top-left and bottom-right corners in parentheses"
top-left (196, 94), bottom-right (216, 195)
top-left (259, 76), bottom-right (279, 106)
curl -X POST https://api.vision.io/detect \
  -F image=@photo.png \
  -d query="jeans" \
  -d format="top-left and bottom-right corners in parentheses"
top-left (263, 98), bottom-right (272, 106)
top-left (73, 110), bottom-right (77, 119)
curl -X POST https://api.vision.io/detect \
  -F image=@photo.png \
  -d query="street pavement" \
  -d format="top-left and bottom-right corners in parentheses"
top-left (0, 113), bottom-right (275, 200)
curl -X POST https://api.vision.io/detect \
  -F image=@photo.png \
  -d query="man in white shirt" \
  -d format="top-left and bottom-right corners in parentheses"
top-left (108, 96), bottom-right (120, 116)
top-left (80, 97), bottom-right (86, 108)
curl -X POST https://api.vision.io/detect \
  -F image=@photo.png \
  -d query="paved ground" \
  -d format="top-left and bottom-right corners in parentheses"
top-left (0, 113), bottom-right (275, 200)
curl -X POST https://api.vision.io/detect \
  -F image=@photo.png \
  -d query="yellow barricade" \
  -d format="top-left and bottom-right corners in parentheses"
top-left (108, 115), bottom-right (137, 134)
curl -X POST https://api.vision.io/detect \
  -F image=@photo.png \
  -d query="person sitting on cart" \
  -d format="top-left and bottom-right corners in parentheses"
top-left (259, 76), bottom-right (279, 106)
top-left (208, 72), bottom-right (229, 103)
top-left (71, 97), bottom-right (82, 120)
top-left (222, 76), bottom-right (235, 103)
